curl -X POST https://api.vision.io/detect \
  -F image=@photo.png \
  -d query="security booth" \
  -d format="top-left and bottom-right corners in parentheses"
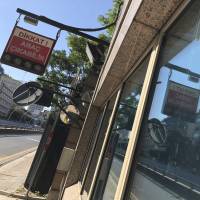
top-left (24, 111), bottom-right (71, 194)
top-left (58, 0), bottom-right (200, 200)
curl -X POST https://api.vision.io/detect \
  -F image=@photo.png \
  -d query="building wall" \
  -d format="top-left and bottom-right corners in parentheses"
top-left (0, 75), bottom-right (21, 117)
top-left (60, 1), bottom-right (196, 200)
top-left (93, 0), bottom-right (186, 106)
top-left (28, 104), bottom-right (44, 116)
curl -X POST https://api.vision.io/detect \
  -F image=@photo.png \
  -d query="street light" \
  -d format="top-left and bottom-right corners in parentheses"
top-left (24, 16), bottom-right (38, 26)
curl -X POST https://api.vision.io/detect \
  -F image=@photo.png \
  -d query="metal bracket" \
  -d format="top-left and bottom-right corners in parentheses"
top-left (16, 8), bottom-right (110, 46)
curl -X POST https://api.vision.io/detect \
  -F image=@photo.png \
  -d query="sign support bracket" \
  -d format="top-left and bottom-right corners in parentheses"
top-left (15, 13), bottom-right (21, 26)
top-left (16, 7), bottom-right (121, 46)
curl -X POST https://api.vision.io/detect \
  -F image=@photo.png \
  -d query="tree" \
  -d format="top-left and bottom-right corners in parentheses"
top-left (98, 0), bottom-right (123, 39)
top-left (39, 34), bottom-right (91, 84)
top-left (38, 0), bottom-right (122, 106)
top-left (67, 34), bottom-right (91, 76)
top-left (38, 35), bottom-right (91, 106)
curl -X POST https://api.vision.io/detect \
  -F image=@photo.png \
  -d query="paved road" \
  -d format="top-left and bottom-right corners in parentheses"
top-left (0, 119), bottom-right (35, 129)
top-left (0, 134), bottom-right (41, 158)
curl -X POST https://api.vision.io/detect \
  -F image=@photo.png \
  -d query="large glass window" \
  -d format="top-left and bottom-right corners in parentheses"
top-left (126, 1), bottom-right (200, 200)
top-left (92, 55), bottom-right (150, 200)
top-left (82, 92), bottom-right (118, 193)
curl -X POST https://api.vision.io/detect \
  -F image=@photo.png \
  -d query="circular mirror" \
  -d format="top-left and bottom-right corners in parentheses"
top-left (13, 82), bottom-right (43, 106)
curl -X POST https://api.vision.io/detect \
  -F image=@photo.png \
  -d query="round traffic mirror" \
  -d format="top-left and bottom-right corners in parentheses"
top-left (13, 81), bottom-right (43, 106)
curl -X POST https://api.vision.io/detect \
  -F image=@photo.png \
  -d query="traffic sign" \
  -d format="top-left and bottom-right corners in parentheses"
top-left (1, 26), bottom-right (55, 75)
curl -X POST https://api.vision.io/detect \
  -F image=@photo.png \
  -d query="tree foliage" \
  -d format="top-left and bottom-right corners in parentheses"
top-left (98, 0), bottom-right (122, 38)
top-left (67, 34), bottom-right (91, 75)
top-left (38, 0), bottom-right (122, 106)
top-left (38, 35), bottom-right (91, 106)
top-left (39, 35), bottom-right (90, 85)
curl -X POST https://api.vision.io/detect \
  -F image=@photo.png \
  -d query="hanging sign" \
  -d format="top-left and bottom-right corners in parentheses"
top-left (1, 26), bottom-right (56, 75)
top-left (162, 81), bottom-right (199, 122)
top-left (13, 81), bottom-right (53, 107)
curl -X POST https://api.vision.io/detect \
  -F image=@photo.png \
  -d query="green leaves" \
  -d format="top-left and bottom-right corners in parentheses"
top-left (98, 0), bottom-right (123, 39)
top-left (37, 1), bottom-right (121, 107)
top-left (38, 34), bottom-right (91, 106)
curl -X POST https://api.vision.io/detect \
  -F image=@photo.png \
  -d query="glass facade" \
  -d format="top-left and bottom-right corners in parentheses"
top-left (92, 55), bottom-right (151, 200)
top-left (126, 1), bottom-right (200, 200)
top-left (82, 93), bottom-right (118, 193)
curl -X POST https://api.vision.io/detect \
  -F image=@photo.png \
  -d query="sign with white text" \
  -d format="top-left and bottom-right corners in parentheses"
top-left (1, 26), bottom-right (55, 75)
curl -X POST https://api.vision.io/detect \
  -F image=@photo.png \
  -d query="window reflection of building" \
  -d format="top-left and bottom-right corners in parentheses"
top-left (58, 1), bottom-right (200, 200)
top-left (126, 1), bottom-right (200, 199)
top-left (92, 55), bottom-right (150, 200)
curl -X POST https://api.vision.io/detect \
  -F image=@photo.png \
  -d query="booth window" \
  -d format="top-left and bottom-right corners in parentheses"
top-left (91, 55), bottom-right (151, 200)
top-left (126, 1), bottom-right (200, 199)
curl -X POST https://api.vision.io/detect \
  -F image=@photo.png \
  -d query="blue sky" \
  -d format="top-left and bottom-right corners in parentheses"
top-left (0, 0), bottom-right (112, 83)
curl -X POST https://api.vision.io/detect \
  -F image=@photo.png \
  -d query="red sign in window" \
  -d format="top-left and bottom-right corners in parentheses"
top-left (162, 81), bottom-right (199, 122)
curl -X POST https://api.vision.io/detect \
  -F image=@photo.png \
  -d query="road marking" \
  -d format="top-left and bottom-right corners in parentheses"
top-left (26, 138), bottom-right (40, 142)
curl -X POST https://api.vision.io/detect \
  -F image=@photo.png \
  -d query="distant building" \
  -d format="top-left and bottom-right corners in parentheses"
top-left (27, 104), bottom-right (44, 116)
top-left (0, 74), bottom-right (21, 117)
top-left (0, 64), bottom-right (4, 75)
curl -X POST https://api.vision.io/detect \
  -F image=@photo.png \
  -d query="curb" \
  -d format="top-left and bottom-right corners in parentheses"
top-left (0, 147), bottom-right (37, 167)
top-left (0, 128), bottom-right (43, 135)
top-left (0, 190), bottom-right (46, 200)
top-left (0, 127), bottom-right (43, 131)
top-left (0, 148), bottom-right (46, 200)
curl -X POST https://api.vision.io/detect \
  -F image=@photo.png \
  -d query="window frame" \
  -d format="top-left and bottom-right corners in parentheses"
top-left (87, 1), bottom-right (191, 200)
top-left (114, 35), bottom-right (162, 200)
top-left (87, 87), bottom-right (124, 199)
top-left (80, 101), bottom-right (109, 194)
top-left (118, 1), bottom-right (192, 200)
top-left (87, 34), bottom-right (159, 200)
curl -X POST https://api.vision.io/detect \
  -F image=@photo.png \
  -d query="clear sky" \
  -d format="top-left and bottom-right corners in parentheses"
top-left (0, 0), bottom-right (112, 83)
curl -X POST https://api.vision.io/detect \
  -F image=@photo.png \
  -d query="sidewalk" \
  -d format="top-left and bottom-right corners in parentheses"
top-left (0, 194), bottom-right (16, 200)
top-left (0, 150), bottom-right (46, 200)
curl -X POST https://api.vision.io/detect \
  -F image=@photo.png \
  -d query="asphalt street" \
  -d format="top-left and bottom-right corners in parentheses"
top-left (0, 134), bottom-right (41, 158)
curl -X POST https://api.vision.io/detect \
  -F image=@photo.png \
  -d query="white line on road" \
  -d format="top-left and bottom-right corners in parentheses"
top-left (26, 138), bottom-right (40, 142)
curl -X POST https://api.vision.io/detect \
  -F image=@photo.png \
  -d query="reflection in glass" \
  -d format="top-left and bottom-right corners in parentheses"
top-left (127, 1), bottom-right (200, 200)
top-left (92, 56), bottom-right (150, 200)
top-left (83, 93), bottom-right (118, 193)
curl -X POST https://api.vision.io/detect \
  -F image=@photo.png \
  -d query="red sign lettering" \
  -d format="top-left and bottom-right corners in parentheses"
top-left (1, 26), bottom-right (56, 75)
